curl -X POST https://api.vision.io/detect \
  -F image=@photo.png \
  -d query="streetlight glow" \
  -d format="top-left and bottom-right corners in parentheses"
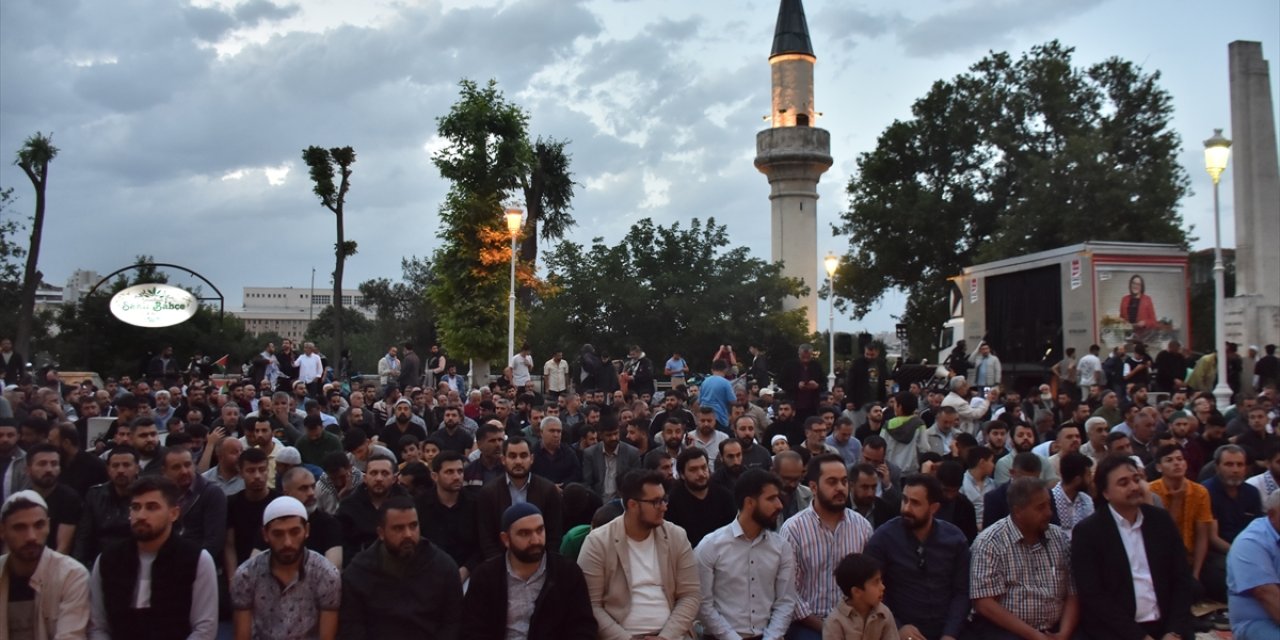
top-left (1203, 129), bottom-right (1231, 184)
top-left (823, 253), bottom-right (839, 278)
top-left (505, 208), bottom-right (524, 235)
top-left (504, 207), bottom-right (524, 363)
top-left (824, 252), bottom-right (838, 392)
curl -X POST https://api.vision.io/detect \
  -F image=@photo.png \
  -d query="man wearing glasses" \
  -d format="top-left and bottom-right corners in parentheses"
top-left (577, 469), bottom-right (700, 640)
top-left (864, 473), bottom-right (971, 640)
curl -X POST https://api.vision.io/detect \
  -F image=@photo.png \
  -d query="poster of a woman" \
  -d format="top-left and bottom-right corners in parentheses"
top-left (1119, 274), bottom-right (1157, 329)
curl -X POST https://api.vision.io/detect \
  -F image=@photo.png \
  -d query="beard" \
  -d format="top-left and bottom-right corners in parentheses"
top-left (396, 414), bottom-right (410, 424)
top-left (272, 546), bottom-right (303, 566)
top-left (815, 489), bottom-right (847, 512)
top-left (389, 537), bottom-right (418, 558)
top-left (131, 521), bottom-right (166, 543)
top-left (1014, 440), bottom-right (1034, 453)
top-left (510, 543), bottom-right (545, 564)
top-left (751, 508), bottom-right (778, 531)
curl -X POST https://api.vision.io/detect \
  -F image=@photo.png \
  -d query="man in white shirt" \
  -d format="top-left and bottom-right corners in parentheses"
top-left (295, 342), bottom-right (324, 399)
top-left (542, 351), bottom-right (569, 400)
top-left (695, 468), bottom-right (795, 640)
top-left (510, 344), bottom-right (534, 391)
top-left (1076, 344), bottom-right (1103, 401)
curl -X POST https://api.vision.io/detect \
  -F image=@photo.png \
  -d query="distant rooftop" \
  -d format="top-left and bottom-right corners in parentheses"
top-left (770, 0), bottom-right (814, 59)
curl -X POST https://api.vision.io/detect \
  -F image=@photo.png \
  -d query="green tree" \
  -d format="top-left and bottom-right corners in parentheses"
top-left (358, 256), bottom-right (437, 354)
top-left (427, 79), bottom-right (538, 381)
top-left (528, 217), bottom-right (809, 373)
top-left (13, 132), bottom-right (58, 358)
top-left (301, 145), bottom-right (358, 370)
top-left (517, 138), bottom-right (576, 304)
top-left (0, 188), bottom-right (25, 336)
top-left (835, 41), bottom-right (1190, 359)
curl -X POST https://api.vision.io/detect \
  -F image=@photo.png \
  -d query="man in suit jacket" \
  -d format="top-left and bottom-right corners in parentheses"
top-left (476, 437), bottom-right (564, 560)
top-left (576, 469), bottom-right (700, 640)
top-left (581, 421), bottom-right (640, 501)
top-left (1072, 454), bottom-right (1196, 640)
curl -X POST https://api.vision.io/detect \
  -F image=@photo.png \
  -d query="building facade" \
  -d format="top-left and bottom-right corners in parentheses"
top-left (236, 287), bottom-right (372, 342)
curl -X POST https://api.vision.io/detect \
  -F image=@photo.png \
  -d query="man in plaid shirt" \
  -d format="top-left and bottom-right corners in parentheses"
top-left (969, 478), bottom-right (1079, 640)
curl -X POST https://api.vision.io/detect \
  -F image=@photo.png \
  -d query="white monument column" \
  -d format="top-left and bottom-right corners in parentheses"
top-left (1225, 41), bottom-right (1280, 349)
top-left (755, 0), bottom-right (832, 333)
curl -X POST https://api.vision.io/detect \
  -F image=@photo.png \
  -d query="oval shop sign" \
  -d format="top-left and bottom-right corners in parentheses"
top-left (109, 283), bottom-right (198, 328)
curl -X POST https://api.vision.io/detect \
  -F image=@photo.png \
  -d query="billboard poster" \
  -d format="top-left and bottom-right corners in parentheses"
top-left (1096, 265), bottom-right (1186, 353)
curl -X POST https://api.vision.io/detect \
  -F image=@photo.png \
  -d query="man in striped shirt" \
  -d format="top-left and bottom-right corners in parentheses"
top-left (780, 453), bottom-right (873, 640)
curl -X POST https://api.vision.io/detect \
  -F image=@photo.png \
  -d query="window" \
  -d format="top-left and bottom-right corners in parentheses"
top-left (796, 114), bottom-right (810, 126)
top-left (312, 295), bottom-right (331, 305)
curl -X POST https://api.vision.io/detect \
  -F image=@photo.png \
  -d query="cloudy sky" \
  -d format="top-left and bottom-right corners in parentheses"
top-left (1, 0), bottom-right (1277, 337)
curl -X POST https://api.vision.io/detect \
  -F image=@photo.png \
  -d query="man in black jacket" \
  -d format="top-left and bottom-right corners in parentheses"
top-left (1071, 454), bottom-right (1196, 640)
top-left (462, 503), bottom-right (596, 640)
top-left (476, 437), bottom-right (564, 560)
top-left (845, 342), bottom-right (888, 422)
top-left (338, 496), bottom-right (462, 640)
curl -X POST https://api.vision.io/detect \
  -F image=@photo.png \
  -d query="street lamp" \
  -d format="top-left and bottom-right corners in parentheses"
top-left (824, 253), bottom-right (839, 392)
top-left (504, 208), bottom-right (524, 364)
top-left (1204, 129), bottom-right (1232, 411)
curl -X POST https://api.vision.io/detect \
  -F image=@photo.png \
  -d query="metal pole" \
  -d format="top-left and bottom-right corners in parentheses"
top-left (1211, 179), bottom-right (1232, 411)
top-left (828, 277), bottom-right (837, 392)
top-left (309, 267), bottom-right (315, 325)
top-left (508, 232), bottom-right (517, 364)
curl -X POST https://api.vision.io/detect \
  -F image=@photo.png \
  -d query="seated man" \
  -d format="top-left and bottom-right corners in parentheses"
top-left (969, 478), bottom-right (1078, 640)
top-left (1072, 455), bottom-right (1196, 639)
top-left (1227, 487), bottom-right (1280, 639)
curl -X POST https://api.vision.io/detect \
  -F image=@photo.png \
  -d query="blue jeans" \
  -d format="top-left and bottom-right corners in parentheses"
top-left (1235, 618), bottom-right (1280, 640)
top-left (786, 622), bottom-right (823, 640)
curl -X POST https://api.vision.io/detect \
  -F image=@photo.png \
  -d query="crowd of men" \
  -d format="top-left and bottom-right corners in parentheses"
top-left (0, 337), bottom-right (1279, 640)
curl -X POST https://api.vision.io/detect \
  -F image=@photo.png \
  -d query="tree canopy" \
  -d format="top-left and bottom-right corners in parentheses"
top-left (834, 41), bottom-right (1191, 358)
top-left (528, 217), bottom-right (809, 372)
top-left (301, 145), bottom-right (357, 370)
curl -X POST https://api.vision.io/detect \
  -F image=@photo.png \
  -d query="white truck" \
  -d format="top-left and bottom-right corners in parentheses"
top-left (936, 241), bottom-right (1191, 392)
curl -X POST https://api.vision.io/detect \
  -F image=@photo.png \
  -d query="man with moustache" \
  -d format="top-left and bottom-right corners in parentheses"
top-left (994, 423), bottom-right (1052, 484)
top-left (462, 503), bottom-right (597, 640)
top-left (338, 497), bottom-right (462, 639)
top-left (710, 439), bottom-right (747, 495)
top-left (849, 463), bottom-right (898, 529)
top-left (780, 453), bottom-right (873, 640)
top-left (161, 447), bottom-right (227, 560)
top-left (732, 415), bottom-right (773, 469)
top-left (695, 468), bottom-right (797, 640)
top-left (73, 446), bottom-right (140, 566)
top-left (1071, 455), bottom-right (1196, 640)
top-left (337, 455), bottom-right (405, 564)
top-left (665, 448), bottom-right (736, 548)
top-left (87, 476), bottom-right (219, 639)
top-left (231, 496), bottom-right (340, 640)
top-left (0, 490), bottom-right (91, 638)
top-left (865, 473), bottom-right (971, 640)
top-left (280, 467), bottom-right (343, 568)
top-left (477, 437), bottom-right (564, 560)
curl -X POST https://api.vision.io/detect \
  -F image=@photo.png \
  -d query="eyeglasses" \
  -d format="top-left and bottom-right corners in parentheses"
top-left (635, 496), bottom-right (670, 508)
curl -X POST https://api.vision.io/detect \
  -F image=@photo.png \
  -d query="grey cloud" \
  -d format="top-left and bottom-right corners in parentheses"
top-left (898, 0), bottom-right (1110, 58)
top-left (233, 0), bottom-right (299, 25)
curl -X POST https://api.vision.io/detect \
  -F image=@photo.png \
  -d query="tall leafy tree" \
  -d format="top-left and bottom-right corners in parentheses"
top-left (13, 132), bottom-right (58, 358)
top-left (301, 146), bottom-right (358, 363)
top-left (427, 79), bottom-right (540, 380)
top-left (517, 138), bottom-right (576, 304)
top-left (528, 217), bottom-right (809, 372)
top-left (835, 41), bottom-right (1190, 358)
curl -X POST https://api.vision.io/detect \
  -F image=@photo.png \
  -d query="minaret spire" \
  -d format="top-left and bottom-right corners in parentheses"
top-left (771, 0), bottom-right (814, 59)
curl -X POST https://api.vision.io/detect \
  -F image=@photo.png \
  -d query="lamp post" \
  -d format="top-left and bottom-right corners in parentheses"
top-left (824, 253), bottom-right (839, 392)
top-left (504, 208), bottom-right (524, 364)
top-left (1203, 129), bottom-right (1232, 411)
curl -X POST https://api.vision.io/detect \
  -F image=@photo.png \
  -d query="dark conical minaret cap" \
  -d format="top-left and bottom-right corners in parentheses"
top-left (770, 0), bottom-right (814, 59)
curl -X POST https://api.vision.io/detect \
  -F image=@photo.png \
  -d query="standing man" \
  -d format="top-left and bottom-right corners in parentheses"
top-left (338, 497), bottom-right (462, 639)
top-left (1076, 344), bottom-right (1104, 400)
top-left (969, 342), bottom-right (1002, 388)
top-left (968, 478), bottom-right (1077, 639)
top-left (462, 503), bottom-right (598, 640)
top-left (664, 449), bottom-right (736, 548)
top-left (622, 345), bottom-right (655, 399)
top-left (1154, 340), bottom-right (1188, 393)
top-left (511, 344), bottom-right (534, 391)
top-left (696, 468), bottom-right (796, 640)
top-left (231, 496), bottom-right (340, 640)
top-left (780, 345), bottom-right (826, 421)
top-left (577, 470), bottom-right (701, 640)
top-left (1072, 454), bottom-right (1196, 640)
top-left (399, 342), bottom-right (422, 390)
top-left (87, 476), bottom-right (218, 639)
top-left (864, 474), bottom-right (971, 640)
top-left (699, 360), bottom-right (738, 431)
top-left (664, 351), bottom-right (689, 388)
top-left (845, 342), bottom-right (888, 426)
top-left (748, 344), bottom-right (770, 386)
top-left (1, 490), bottom-right (91, 638)
top-left (376, 346), bottom-right (400, 390)
top-left (780, 453), bottom-right (874, 639)
top-left (477, 437), bottom-right (564, 560)
top-left (296, 342), bottom-right (325, 400)
top-left (941, 378), bottom-right (997, 437)
top-left (543, 350), bottom-right (570, 400)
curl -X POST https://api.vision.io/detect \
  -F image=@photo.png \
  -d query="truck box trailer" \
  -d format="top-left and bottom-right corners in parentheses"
top-left (936, 242), bottom-right (1190, 393)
